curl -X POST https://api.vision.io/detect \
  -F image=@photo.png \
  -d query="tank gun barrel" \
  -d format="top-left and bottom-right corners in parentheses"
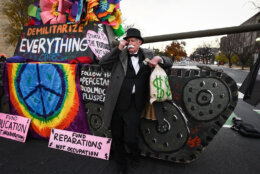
top-left (112, 23), bottom-right (260, 46)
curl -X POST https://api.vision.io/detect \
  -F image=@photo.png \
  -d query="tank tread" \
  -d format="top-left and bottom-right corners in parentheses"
top-left (138, 68), bottom-right (238, 163)
top-left (80, 65), bottom-right (111, 138)
top-left (81, 65), bottom-right (238, 163)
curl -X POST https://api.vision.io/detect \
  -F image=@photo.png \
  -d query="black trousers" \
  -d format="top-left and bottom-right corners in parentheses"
top-left (112, 94), bottom-right (141, 167)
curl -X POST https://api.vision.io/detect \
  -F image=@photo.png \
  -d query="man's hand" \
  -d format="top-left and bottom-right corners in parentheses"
top-left (118, 40), bottom-right (128, 50)
top-left (147, 56), bottom-right (163, 68)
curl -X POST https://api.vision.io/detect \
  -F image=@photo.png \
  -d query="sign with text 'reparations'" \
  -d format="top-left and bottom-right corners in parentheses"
top-left (14, 22), bottom-right (110, 63)
top-left (48, 129), bottom-right (112, 160)
top-left (0, 113), bottom-right (31, 142)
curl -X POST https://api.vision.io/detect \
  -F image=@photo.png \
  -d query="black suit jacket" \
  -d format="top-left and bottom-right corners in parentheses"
top-left (116, 50), bottom-right (151, 111)
top-left (99, 47), bottom-right (173, 128)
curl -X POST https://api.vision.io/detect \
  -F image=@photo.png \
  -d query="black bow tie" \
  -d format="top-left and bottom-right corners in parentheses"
top-left (129, 54), bottom-right (138, 57)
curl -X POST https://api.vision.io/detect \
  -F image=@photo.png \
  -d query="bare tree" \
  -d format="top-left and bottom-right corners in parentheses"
top-left (226, 33), bottom-right (256, 69)
top-left (250, 0), bottom-right (260, 9)
top-left (238, 46), bottom-right (254, 69)
top-left (220, 36), bottom-right (236, 67)
top-left (191, 43), bottom-right (218, 64)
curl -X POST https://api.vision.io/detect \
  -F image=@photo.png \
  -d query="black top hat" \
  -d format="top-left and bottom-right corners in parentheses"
top-left (123, 28), bottom-right (144, 43)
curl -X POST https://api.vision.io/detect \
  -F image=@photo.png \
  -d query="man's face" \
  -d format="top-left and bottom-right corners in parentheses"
top-left (126, 38), bottom-right (142, 54)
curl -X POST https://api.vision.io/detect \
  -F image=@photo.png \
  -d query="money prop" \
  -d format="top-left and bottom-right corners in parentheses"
top-left (150, 65), bottom-right (172, 103)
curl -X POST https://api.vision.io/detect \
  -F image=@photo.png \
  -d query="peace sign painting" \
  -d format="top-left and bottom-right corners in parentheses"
top-left (6, 63), bottom-right (89, 138)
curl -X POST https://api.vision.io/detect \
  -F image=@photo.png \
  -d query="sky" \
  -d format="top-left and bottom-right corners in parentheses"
top-left (120, 0), bottom-right (260, 55)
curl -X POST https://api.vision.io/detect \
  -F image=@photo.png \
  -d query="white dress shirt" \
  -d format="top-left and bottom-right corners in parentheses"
top-left (130, 53), bottom-right (140, 93)
top-left (130, 53), bottom-right (163, 93)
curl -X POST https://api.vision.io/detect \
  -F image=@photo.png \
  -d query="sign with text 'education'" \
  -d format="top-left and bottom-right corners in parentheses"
top-left (0, 113), bottom-right (31, 142)
top-left (48, 128), bottom-right (112, 160)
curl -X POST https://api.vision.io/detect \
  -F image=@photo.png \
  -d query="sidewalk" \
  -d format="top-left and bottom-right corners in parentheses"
top-left (211, 64), bottom-right (250, 71)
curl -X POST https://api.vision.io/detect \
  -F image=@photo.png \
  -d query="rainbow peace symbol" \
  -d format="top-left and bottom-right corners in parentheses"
top-left (7, 63), bottom-right (79, 138)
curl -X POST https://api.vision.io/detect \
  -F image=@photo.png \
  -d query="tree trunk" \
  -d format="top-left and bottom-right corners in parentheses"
top-left (228, 56), bottom-right (232, 68)
top-left (229, 62), bottom-right (232, 68)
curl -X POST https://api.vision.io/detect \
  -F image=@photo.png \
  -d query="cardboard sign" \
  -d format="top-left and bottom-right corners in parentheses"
top-left (48, 129), bottom-right (112, 160)
top-left (14, 22), bottom-right (110, 62)
top-left (0, 113), bottom-right (31, 142)
top-left (86, 30), bottom-right (110, 60)
top-left (79, 65), bottom-right (111, 104)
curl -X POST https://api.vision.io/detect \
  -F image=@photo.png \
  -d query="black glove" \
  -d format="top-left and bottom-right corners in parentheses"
top-left (231, 117), bottom-right (260, 138)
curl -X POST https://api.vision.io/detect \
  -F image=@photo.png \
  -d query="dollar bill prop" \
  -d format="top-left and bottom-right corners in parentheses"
top-left (150, 65), bottom-right (172, 103)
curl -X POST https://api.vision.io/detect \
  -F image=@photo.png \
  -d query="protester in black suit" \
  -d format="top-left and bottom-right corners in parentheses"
top-left (239, 54), bottom-right (260, 106)
top-left (99, 28), bottom-right (172, 173)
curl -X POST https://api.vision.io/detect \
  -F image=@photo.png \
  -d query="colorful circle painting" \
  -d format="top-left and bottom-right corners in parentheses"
top-left (7, 63), bottom-right (80, 138)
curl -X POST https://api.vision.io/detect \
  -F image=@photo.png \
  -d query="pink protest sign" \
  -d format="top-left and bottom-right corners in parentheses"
top-left (86, 30), bottom-right (110, 60)
top-left (48, 129), bottom-right (112, 160)
top-left (0, 113), bottom-right (31, 143)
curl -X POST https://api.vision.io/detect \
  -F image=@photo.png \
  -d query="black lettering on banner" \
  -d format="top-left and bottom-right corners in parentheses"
top-left (56, 144), bottom-right (66, 150)
top-left (63, 134), bottom-right (69, 142)
top-left (58, 134), bottom-right (64, 141)
top-left (66, 146), bottom-right (99, 157)
top-left (106, 138), bottom-right (111, 144)
top-left (2, 130), bottom-right (24, 141)
top-left (0, 118), bottom-right (27, 134)
top-left (53, 132), bottom-right (104, 150)
top-left (54, 133), bottom-right (58, 140)
top-left (72, 137), bottom-right (77, 144)
top-left (6, 115), bottom-right (17, 121)
top-left (97, 142), bottom-right (102, 150)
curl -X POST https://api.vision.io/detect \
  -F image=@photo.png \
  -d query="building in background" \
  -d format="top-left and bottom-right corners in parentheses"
top-left (220, 12), bottom-right (260, 64)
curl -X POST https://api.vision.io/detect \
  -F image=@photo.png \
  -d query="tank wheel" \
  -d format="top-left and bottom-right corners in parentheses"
top-left (85, 103), bottom-right (111, 137)
top-left (140, 102), bottom-right (189, 152)
top-left (183, 78), bottom-right (230, 121)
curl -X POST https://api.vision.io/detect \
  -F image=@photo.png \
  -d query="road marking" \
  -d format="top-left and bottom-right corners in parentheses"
top-left (236, 83), bottom-right (244, 99)
top-left (253, 109), bottom-right (260, 116)
top-left (223, 110), bottom-right (260, 128)
top-left (238, 92), bottom-right (244, 99)
top-left (223, 125), bottom-right (232, 128)
top-left (223, 112), bottom-right (237, 128)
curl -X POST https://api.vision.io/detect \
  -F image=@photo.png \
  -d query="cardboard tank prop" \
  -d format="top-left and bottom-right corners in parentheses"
top-left (0, 0), bottom-right (238, 163)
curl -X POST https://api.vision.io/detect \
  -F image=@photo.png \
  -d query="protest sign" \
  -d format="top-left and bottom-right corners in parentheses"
top-left (86, 30), bottom-right (110, 60)
top-left (14, 22), bottom-right (110, 62)
top-left (48, 128), bottom-right (112, 160)
top-left (0, 113), bottom-right (31, 142)
top-left (79, 65), bottom-right (111, 104)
